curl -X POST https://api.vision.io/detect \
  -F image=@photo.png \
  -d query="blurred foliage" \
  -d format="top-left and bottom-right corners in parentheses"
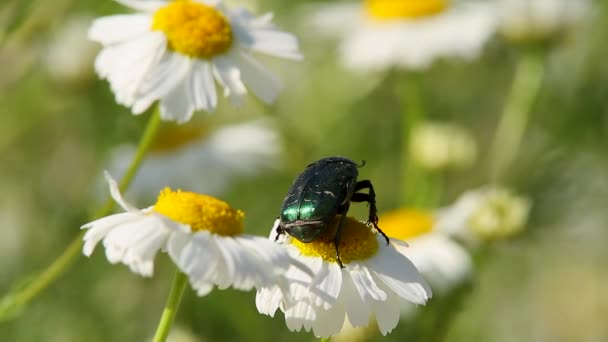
top-left (1, 0), bottom-right (607, 341)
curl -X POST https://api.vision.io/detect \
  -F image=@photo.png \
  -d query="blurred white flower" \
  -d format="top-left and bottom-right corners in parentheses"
top-left (256, 216), bottom-right (431, 338)
top-left (498, 0), bottom-right (590, 44)
top-left (379, 209), bottom-right (473, 295)
top-left (90, 0), bottom-right (302, 123)
top-left (437, 186), bottom-right (532, 244)
top-left (44, 16), bottom-right (99, 85)
top-left (107, 120), bottom-right (280, 201)
top-left (409, 121), bottom-right (477, 171)
top-left (42, 16), bottom-right (99, 84)
top-left (307, 0), bottom-right (497, 71)
top-left (82, 172), bottom-right (298, 296)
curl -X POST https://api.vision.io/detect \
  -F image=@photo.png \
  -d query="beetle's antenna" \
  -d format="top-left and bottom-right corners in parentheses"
top-left (358, 160), bottom-right (367, 168)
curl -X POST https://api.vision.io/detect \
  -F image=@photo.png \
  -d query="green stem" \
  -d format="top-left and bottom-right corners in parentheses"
top-left (488, 50), bottom-right (545, 183)
top-left (153, 270), bottom-right (188, 342)
top-left (399, 74), bottom-right (437, 208)
top-left (320, 338), bottom-right (331, 342)
top-left (0, 108), bottom-right (162, 319)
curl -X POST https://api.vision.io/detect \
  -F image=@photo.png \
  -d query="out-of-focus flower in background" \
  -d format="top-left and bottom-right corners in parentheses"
top-left (380, 208), bottom-right (473, 295)
top-left (82, 173), bottom-right (297, 296)
top-left (497, 0), bottom-right (590, 45)
top-left (307, 0), bottom-right (497, 71)
top-left (409, 121), bottom-right (478, 172)
top-left (257, 216), bottom-right (431, 338)
top-left (106, 119), bottom-right (280, 201)
top-left (436, 186), bottom-right (532, 245)
top-left (90, 0), bottom-right (302, 123)
top-left (43, 15), bottom-right (99, 86)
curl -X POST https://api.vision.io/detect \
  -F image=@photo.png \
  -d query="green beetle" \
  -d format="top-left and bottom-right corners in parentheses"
top-left (274, 156), bottom-right (389, 268)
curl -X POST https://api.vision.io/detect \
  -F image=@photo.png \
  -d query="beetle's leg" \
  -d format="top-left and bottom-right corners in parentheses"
top-left (334, 215), bottom-right (347, 268)
top-left (352, 180), bottom-right (389, 246)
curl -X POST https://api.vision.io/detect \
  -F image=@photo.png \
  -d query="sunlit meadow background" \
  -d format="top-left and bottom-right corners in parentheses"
top-left (1, 0), bottom-right (607, 341)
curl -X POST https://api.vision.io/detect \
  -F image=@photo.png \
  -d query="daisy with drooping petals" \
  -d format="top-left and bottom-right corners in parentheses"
top-left (307, 0), bottom-right (497, 71)
top-left (90, 0), bottom-right (302, 123)
top-left (379, 208), bottom-right (472, 295)
top-left (82, 172), bottom-right (298, 296)
top-left (256, 216), bottom-right (431, 338)
top-left (107, 119), bottom-right (280, 201)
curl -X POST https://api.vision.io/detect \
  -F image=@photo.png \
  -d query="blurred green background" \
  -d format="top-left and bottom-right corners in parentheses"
top-left (1, 0), bottom-right (607, 341)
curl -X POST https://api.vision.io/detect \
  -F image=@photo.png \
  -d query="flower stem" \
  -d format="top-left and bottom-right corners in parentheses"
top-left (0, 108), bottom-right (162, 320)
top-left (399, 74), bottom-right (439, 208)
top-left (153, 270), bottom-right (188, 342)
top-left (488, 49), bottom-right (545, 183)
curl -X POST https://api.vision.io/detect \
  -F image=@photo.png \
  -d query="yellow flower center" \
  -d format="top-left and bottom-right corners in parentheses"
top-left (150, 123), bottom-right (209, 153)
top-left (365, 0), bottom-right (448, 20)
top-left (153, 188), bottom-right (244, 235)
top-left (291, 216), bottom-right (379, 264)
top-left (379, 209), bottom-right (434, 240)
top-left (151, 0), bottom-right (233, 59)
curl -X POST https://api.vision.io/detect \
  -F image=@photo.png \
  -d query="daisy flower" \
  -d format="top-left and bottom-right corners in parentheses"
top-left (90, 0), bottom-right (302, 123)
top-left (307, 0), bottom-right (497, 71)
top-left (436, 186), bottom-right (532, 245)
top-left (82, 172), bottom-right (298, 296)
top-left (107, 119), bottom-right (280, 201)
top-left (497, 0), bottom-right (590, 44)
top-left (379, 208), bottom-right (472, 295)
top-left (409, 121), bottom-right (478, 171)
top-left (256, 216), bottom-right (431, 338)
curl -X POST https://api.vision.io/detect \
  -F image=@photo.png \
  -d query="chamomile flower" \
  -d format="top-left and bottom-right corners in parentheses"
top-left (436, 186), bottom-right (532, 245)
top-left (307, 0), bottom-right (497, 71)
top-left (90, 0), bottom-right (302, 123)
top-left (379, 209), bottom-right (472, 294)
top-left (107, 120), bottom-right (280, 201)
top-left (498, 0), bottom-right (590, 45)
top-left (256, 216), bottom-right (431, 338)
top-left (409, 121), bottom-right (478, 171)
top-left (82, 172), bottom-right (296, 296)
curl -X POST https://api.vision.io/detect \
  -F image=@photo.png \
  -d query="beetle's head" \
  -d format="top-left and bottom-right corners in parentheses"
top-left (284, 220), bottom-right (326, 243)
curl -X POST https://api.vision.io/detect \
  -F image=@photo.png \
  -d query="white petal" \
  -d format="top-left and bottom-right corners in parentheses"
top-left (211, 54), bottom-right (247, 105)
top-left (88, 14), bottom-right (152, 45)
top-left (115, 0), bottom-right (166, 12)
top-left (81, 212), bottom-right (141, 256)
top-left (160, 75), bottom-right (195, 123)
top-left (368, 243), bottom-right (432, 305)
top-left (284, 301), bottom-right (316, 333)
top-left (310, 299), bottom-right (346, 338)
top-left (370, 292), bottom-right (401, 335)
top-left (133, 52), bottom-right (191, 116)
top-left (233, 50), bottom-right (282, 104)
top-left (103, 171), bottom-right (138, 212)
top-left (234, 25), bottom-right (303, 60)
top-left (397, 233), bottom-right (473, 294)
top-left (341, 270), bottom-right (371, 327)
top-left (311, 261), bottom-right (342, 309)
top-left (255, 286), bottom-right (284, 317)
top-left (188, 61), bottom-right (218, 112)
top-left (348, 262), bottom-right (387, 302)
top-left (102, 215), bottom-right (172, 276)
top-left (167, 230), bottom-right (223, 296)
top-left (95, 32), bottom-right (166, 108)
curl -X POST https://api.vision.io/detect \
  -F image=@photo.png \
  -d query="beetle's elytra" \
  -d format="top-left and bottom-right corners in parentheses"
top-left (275, 156), bottom-right (389, 268)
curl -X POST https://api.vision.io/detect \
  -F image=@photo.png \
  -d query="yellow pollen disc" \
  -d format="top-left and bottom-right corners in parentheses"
top-left (379, 209), bottom-right (434, 240)
top-left (365, 0), bottom-right (448, 20)
top-left (150, 123), bottom-right (209, 153)
top-left (291, 216), bottom-right (379, 265)
top-left (153, 188), bottom-right (244, 236)
top-left (152, 0), bottom-right (233, 59)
